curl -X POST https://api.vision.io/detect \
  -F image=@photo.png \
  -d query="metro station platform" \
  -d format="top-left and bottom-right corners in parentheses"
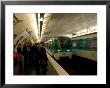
top-left (14, 52), bottom-right (69, 75)
top-left (14, 48), bottom-right (97, 75)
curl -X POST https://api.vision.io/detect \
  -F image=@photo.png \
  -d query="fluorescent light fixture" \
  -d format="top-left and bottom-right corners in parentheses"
top-left (69, 36), bottom-right (72, 38)
top-left (67, 50), bottom-right (70, 51)
top-left (38, 13), bottom-right (40, 42)
top-left (49, 40), bottom-right (52, 42)
top-left (73, 26), bottom-right (97, 37)
top-left (66, 34), bottom-right (72, 38)
top-left (40, 17), bottom-right (44, 21)
top-left (58, 49), bottom-right (60, 51)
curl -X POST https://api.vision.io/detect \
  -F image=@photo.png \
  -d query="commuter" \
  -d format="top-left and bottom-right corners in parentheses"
top-left (29, 43), bottom-right (35, 67)
top-left (35, 43), bottom-right (40, 75)
top-left (17, 44), bottom-right (22, 56)
top-left (31, 43), bottom-right (36, 66)
top-left (28, 43), bottom-right (31, 67)
top-left (26, 43), bottom-right (31, 69)
top-left (17, 44), bottom-right (23, 69)
top-left (37, 42), bottom-right (48, 75)
top-left (13, 50), bottom-right (19, 66)
top-left (23, 43), bottom-right (28, 71)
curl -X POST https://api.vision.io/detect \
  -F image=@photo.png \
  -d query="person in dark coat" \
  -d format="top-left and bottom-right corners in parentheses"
top-left (23, 43), bottom-right (28, 71)
top-left (37, 42), bottom-right (48, 75)
top-left (35, 43), bottom-right (40, 75)
top-left (17, 44), bottom-right (23, 69)
top-left (29, 43), bottom-right (35, 67)
top-left (26, 43), bottom-right (31, 69)
top-left (17, 44), bottom-right (22, 54)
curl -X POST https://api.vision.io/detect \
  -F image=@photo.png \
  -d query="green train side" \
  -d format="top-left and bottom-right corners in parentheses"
top-left (45, 34), bottom-right (97, 61)
top-left (72, 37), bottom-right (97, 50)
top-left (45, 37), bottom-right (73, 60)
top-left (71, 33), bottom-right (97, 61)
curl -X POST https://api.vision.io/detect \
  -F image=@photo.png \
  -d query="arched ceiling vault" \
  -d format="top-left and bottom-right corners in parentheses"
top-left (41, 13), bottom-right (97, 42)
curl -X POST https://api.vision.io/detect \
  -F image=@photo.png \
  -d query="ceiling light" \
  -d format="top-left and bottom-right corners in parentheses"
top-left (66, 34), bottom-right (73, 38)
top-left (40, 17), bottom-right (44, 21)
top-left (58, 49), bottom-right (60, 51)
top-left (67, 50), bottom-right (70, 51)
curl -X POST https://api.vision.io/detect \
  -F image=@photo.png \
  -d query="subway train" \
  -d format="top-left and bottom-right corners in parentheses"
top-left (71, 32), bottom-right (97, 61)
top-left (45, 37), bottom-right (73, 60)
top-left (45, 32), bottom-right (97, 61)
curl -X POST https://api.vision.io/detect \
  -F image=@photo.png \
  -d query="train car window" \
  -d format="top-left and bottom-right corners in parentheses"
top-left (58, 37), bottom-right (72, 49)
top-left (54, 40), bottom-right (61, 49)
top-left (72, 40), bottom-right (78, 48)
top-left (78, 38), bottom-right (89, 50)
top-left (53, 37), bottom-right (72, 49)
top-left (88, 37), bottom-right (97, 51)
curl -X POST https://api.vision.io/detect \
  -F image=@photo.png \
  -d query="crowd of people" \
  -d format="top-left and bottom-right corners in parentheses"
top-left (14, 42), bottom-right (48, 75)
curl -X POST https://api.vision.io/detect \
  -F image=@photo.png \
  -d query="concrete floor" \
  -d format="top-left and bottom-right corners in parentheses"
top-left (14, 61), bottom-right (57, 75)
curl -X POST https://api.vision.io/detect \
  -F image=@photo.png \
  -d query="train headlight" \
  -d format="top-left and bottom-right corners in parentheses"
top-left (67, 50), bottom-right (70, 51)
top-left (58, 49), bottom-right (60, 51)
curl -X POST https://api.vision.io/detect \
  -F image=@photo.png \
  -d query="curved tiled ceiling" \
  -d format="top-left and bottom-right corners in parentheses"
top-left (41, 13), bottom-right (97, 42)
top-left (13, 13), bottom-right (97, 43)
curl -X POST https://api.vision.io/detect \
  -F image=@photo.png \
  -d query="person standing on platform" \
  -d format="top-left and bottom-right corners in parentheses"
top-left (26, 43), bottom-right (31, 69)
top-left (13, 50), bottom-right (19, 66)
top-left (35, 43), bottom-right (40, 75)
top-left (37, 42), bottom-right (48, 75)
top-left (17, 44), bottom-right (23, 69)
top-left (30, 43), bottom-right (35, 67)
top-left (23, 43), bottom-right (28, 71)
